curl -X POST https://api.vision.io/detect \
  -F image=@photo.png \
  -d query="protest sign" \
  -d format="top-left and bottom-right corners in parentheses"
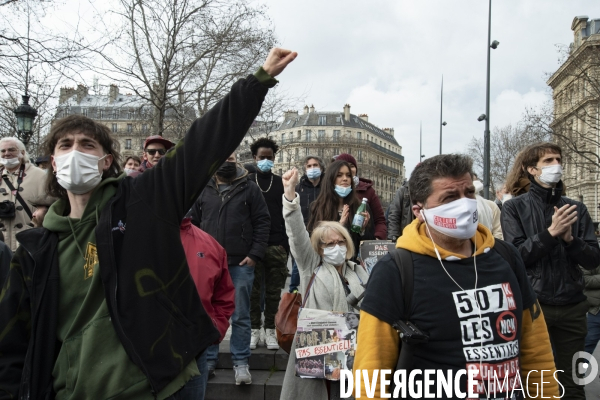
top-left (295, 308), bottom-right (360, 380)
top-left (359, 240), bottom-right (394, 274)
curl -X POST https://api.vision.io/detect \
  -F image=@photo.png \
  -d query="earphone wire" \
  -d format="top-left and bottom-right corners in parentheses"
top-left (422, 211), bottom-right (490, 399)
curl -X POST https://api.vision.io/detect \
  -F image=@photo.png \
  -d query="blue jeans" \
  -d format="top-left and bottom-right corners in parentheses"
top-left (207, 264), bottom-right (254, 367)
top-left (289, 257), bottom-right (300, 293)
top-left (585, 311), bottom-right (600, 355)
top-left (177, 350), bottom-right (207, 400)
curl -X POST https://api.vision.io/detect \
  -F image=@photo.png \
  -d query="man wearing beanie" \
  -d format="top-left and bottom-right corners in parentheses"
top-left (336, 153), bottom-right (387, 239)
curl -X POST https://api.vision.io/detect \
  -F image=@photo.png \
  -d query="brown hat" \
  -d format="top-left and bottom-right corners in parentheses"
top-left (143, 135), bottom-right (173, 150)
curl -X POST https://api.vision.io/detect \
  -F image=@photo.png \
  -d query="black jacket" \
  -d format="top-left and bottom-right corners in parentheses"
top-left (0, 73), bottom-right (271, 399)
top-left (295, 174), bottom-right (321, 226)
top-left (188, 166), bottom-right (270, 265)
top-left (387, 182), bottom-right (414, 240)
top-left (501, 178), bottom-right (600, 305)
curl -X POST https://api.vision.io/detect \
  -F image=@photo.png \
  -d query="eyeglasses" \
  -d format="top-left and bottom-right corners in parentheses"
top-left (146, 149), bottom-right (166, 156)
top-left (320, 239), bottom-right (346, 249)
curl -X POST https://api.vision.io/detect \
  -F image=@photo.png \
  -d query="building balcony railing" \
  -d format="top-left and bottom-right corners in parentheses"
top-left (240, 137), bottom-right (404, 162)
top-left (376, 163), bottom-right (400, 175)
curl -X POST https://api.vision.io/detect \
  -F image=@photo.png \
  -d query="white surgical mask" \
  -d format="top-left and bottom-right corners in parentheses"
top-left (473, 180), bottom-right (484, 194)
top-left (124, 168), bottom-right (137, 176)
top-left (54, 150), bottom-right (107, 194)
top-left (502, 194), bottom-right (513, 203)
top-left (537, 165), bottom-right (563, 186)
top-left (421, 197), bottom-right (479, 240)
top-left (1, 157), bottom-right (21, 169)
top-left (353, 176), bottom-right (360, 187)
top-left (322, 245), bottom-right (347, 266)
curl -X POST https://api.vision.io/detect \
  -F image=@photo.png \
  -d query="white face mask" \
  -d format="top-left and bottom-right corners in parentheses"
top-left (124, 168), bottom-right (137, 175)
top-left (322, 245), bottom-right (347, 266)
top-left (54, 150), bottom-right (107, 195)
top-left (1, 156), bottom-right (21, 169)
top-left (537, 165), bottom-right (563, 186)
top-left (353, 176), bottom-right (360, 187)
top-left (502, 194), bottom-right (513, 203)
top-left (473, 180), bottom-right (484, 194)
top-left (421, 197), bottom-right (479, 240)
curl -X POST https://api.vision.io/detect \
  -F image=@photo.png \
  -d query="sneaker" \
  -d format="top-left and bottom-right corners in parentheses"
top-left (207, 364), bottom-right (216, 380)
top-left (250, 329), bottom-right (260, 350)
top-left (265, 328), bottom-right (279, 350)
top-left (234, 364), bottom-right (252, 385)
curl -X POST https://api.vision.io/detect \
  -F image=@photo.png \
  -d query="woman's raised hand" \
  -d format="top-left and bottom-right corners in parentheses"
top-left (282, 168), bottom-right (299, 201)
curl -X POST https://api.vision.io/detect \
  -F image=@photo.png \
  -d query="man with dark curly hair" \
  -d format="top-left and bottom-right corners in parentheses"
top-left (248, 137), bottom-right (290, 351)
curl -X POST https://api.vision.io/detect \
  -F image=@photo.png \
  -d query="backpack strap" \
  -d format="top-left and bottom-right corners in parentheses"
top-left (390, 248), bottom-right (415, 371)
top-left (390, 248), bottom-right (414, 319)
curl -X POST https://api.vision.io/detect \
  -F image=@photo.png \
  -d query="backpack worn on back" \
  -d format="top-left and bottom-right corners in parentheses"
top-left (389, 239), bottom-right (519, 370)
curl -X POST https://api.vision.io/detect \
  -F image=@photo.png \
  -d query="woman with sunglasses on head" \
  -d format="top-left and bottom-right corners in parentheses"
top-left (307, 160), bottom-right (375, 260)
top-left (280, 166), bottom-right (370, 400)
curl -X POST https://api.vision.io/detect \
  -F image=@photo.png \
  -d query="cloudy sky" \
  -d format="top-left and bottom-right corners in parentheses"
top-left (27, 0), bottom-right (600, 177)
top-left (257, 0), bottom-right (600, 177)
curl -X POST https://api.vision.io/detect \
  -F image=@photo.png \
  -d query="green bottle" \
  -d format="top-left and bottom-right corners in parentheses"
top-left (351, 198), bottom-right (368, 233)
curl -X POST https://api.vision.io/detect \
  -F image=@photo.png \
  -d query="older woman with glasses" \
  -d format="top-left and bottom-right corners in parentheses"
top-left (280, 167), bottom-right (370, 400)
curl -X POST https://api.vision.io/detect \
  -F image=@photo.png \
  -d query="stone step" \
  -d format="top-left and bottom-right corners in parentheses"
top-left (205, 369), bottom-right (285, 400)
top-left (216, 339), bottom-right (289, 371)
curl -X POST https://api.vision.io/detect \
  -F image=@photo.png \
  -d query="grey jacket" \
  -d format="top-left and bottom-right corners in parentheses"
top-left (583, 265), bottom-right (600, 315)
top-left (280, 193), bottom-right (369, 400)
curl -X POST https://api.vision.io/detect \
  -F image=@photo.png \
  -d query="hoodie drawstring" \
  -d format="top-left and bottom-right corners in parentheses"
top-left (68, 217), bottom-right (87, 261)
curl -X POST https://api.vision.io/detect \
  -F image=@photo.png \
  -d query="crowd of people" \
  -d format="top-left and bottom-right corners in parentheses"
top-left (0, 46), bottom-right (599, 400)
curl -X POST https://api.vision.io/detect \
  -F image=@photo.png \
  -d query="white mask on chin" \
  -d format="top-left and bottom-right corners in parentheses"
top-left (420, 197), bottom-right (479, 240)
top-left (322, 245), bottom-right (347, 266)
top-left (54, 150), bottom-right (107, 194)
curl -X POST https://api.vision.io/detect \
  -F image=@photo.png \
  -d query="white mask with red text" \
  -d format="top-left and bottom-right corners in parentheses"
top-left (420, 197), bottom-right (479, 240)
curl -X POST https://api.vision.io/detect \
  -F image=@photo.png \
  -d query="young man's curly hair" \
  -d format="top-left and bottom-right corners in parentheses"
top-left (250, 137), bottom-right (279, 156)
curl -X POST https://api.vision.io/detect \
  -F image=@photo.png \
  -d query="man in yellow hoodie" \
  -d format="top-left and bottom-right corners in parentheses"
top-left (354, 154), bottom-right (559, 399)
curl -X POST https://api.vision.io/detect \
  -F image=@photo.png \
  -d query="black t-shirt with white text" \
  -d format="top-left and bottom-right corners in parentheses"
top-left (361, 246), bottom-right (537, 399)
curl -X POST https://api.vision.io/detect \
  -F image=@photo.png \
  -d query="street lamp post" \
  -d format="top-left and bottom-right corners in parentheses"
top-left (438, 76), bottom-right (448, 155)
top-left (420, 122), bottom-right (426, 162)
top-left (439, 75), bottom-right (444, 154)
top-left (13, 94), bottom-right (37, 147)
top-left (482, 0), bottom-right (499, 199)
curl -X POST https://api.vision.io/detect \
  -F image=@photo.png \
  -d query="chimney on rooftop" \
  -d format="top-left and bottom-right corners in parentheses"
top-left (343, 104), bottom-right (350, 122)
top-left (109, 84), bottom-right (119, 104)
top-left (284, 110), bottom-right (299, 120)
top-left (359, 113), bottom-right (368, 122)
top-left (309, 104), bottom-right (315, 113)
top-left (59, 87), bottom-right (76, 105)
top-left (76, 84), bottom-right (89, 104)
top-left (303, 105), bottom-right (309, 114)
